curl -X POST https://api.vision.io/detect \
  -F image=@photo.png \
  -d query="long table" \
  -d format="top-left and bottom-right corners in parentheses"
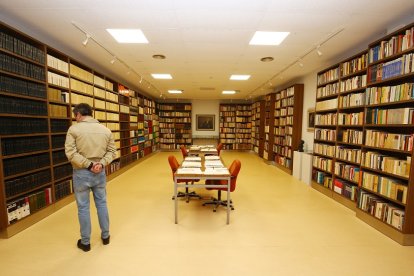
top-left (173, 155), bottom-right (231, 224)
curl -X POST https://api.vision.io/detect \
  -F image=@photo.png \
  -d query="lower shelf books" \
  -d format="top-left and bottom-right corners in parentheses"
top-left (358, 190), bottom-right (405, 231)
top-left (6, 187), bottom-right (53, 225)
top-left (333, 178), bottom-right (357, 201)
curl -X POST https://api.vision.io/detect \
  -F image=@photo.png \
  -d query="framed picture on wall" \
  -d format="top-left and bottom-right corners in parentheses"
top-left (307, 108), bottom-right (315, 132)
top-left (196, 114), bottom-right (215, 131)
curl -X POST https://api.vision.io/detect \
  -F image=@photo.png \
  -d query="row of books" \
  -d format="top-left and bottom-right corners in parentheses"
top-left (52, 150), bottom-right (68, 164)
top-left (0, 95), bottom-right (48, 116)
top-left (334, 162), bottom-right (360, 183)
top-left (236, 111), bottom-right (251, 116)
top-left (69, 63), bottom-right (93, 83)
top-left (362, 171), bottom-right (407, 204)
top-left (339, 92), bottom-right (365, 108)
top-left (51, 135), bottom-right (66, 149)
top-left (341, 53), bottom-right (368, 76)
top-left (312, 156), bottom-right (332, 172)
top-left (358, 190), bottom-right (404, 230)
top-left (365, 130), bottom-right (413, 152)
top-left (7, 187), bottom-right (53, 225)
top-left (50, 119), bottom-right (70, 133)
top-left (3, 152), bottom-right (50, 177)
top-left (0, 31), bottom-right (45, 64)
top-left (49, 104), bottom-right (68, 118)
top-left (338, 111), bottom-right (364, 125)
top-left (316, 83), bottom-right (340, 99)
top-left (5, 169), bottom-right (51, 198)
top-left (368, 26), bottom-right (414, 63)
top-left (314, 143), bottom-right (335, 157)
top-left (340, 129), bottom-right (363, 144)
top-left (362, 151), bottom-right (410, 178)
top-left (315, 112), bottom-right (337, 125)
top-left (46, 54), bottom-right (68, 73)
top-left (158, 111), bottom-right (191, 117)
top-left (0, 117), bottom-right (48, 135)
top-left (365, 107), bottom-right (414, 125)
top-left (314, 128), bottom-right (336, 141)
top-left (317, 67), bottom-right (340, 86)
top-left (0, 52), bottom-right (45, 81)
top-left (47, 71), bottom-right (69, 88)
top-left (48, 87), bottom-right (69, 103)
top-left (367, 53), bottom-right (414, 83)
top-left (53, 164), bottom-right (72, 180)
top-left (54, 180), bottom-right (73, 201)
top-left (0, 75), bottom-right (46, 99)
top-left (333, 179), bottom-right (357, 201)
top-left (1, 136), bottom-right (49, 156)
top-left (313, 170), bottom-right (333, 189)
top-left (316, 98), bottom-right (337, 111)
top-left (339, 74), bottom-right (367, 92)
top-left (70, 78), bottom-right (93, 95)
top-left (365, 83), bottom-right (414, 105)
top-left (336, 146), bottom-right (361, 164)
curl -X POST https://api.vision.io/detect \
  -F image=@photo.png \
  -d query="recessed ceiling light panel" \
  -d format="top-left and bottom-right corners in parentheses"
top-left (106, 29), bottom-right (149, 43)
top-left (222, 90), bottom-right (236, 94)
top-left (230, 75), bottom-right (250, 80)
top-left (151, 74), bottom-right (172, 79)
top-left (168, 90), bottom-right (182, 94)
top-left (249, 31), bottom-right (289, 45)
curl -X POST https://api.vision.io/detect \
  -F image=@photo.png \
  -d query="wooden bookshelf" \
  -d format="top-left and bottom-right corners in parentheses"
top-left (157, 103), bottom-right (192, 149)
top-left (264, 93), bottom-right (275, 161)
top-left (358, 22), bottom-right (414, 244)
top-left (0, 21), bottom-right (158, 237)
top-left (311, 22), bottom-right (414, 244)
top-left (219, 104), bottom-right (252, 150)
top-left (251, 100), bottom-right (265, 156)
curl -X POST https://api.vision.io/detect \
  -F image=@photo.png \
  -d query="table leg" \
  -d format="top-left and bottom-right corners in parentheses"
top-left (174, 177), bottom-right (178, 224)
top-left (226, 176), bottom-right (230, 224)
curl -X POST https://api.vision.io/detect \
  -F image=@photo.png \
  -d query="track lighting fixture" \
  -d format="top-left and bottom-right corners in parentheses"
top-left (316, 45), bottom-right (322, 56)
top-left (110, 56), bottom-right (116, 64)
top-left (82, 34), bottom-right (91, 46)
top-left (298, 60), bottom-right (304, 67)
top-left (139, 76), bottom-right (143, 83)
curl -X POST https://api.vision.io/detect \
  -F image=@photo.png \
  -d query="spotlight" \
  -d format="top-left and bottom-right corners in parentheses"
top-left (110, 56), bottom-right (116, 64)
top-left (139, 76), bottom-right (143, 83)
top-left (298, 60), bottom-right (304, 67)
top-left (316, 45), bottom-right (322, 56)
top-left (82, 34), bottom-right (91, 46)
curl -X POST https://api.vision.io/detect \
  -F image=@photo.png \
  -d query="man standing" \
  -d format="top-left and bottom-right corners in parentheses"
top-left (65, 103), bottom-right (116, 252)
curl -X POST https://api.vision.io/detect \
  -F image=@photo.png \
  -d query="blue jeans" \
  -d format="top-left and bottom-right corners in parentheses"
top-left (73, 169), bottom-right (109, 245)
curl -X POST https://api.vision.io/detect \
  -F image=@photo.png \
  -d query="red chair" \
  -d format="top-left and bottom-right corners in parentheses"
top-left (203, 159), bottom-right (241, 212)
top-left (216, 143), bottom-right (223, 156)
top-left (168, 155), bottom-right (201, 202)
top-left (180, 145), bottom-right (188, 158)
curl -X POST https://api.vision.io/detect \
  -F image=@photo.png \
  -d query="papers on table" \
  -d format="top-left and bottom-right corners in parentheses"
top-left (184, 156), bottom-right (201, 162)
top-left (176, 168), bottom-right (202, 174)
top-left (204, 155), bottom-right (220, 160)
top-left (204, 167), bottom-right (230, 175)
top-left (181, 161), bottom-right (202, 168)
top-left (204, 160), bottom-right (224, 168)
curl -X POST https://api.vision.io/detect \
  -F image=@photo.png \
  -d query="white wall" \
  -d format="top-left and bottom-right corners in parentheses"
top-left (191, 100), bottom-right (220, 138)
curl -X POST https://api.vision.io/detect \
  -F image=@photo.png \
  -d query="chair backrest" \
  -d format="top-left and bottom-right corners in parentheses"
top-left (216, 143), bottom-right (223, 156)
top-left (168, 155), bottom-right (180, 179)
top-left (180, 145), bottom-right (188, 158)
top-left (228, 159), bottom-right (241, 192)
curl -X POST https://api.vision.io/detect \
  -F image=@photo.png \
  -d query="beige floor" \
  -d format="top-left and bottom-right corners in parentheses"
top-left (1, 151), bottom-right (414, 275)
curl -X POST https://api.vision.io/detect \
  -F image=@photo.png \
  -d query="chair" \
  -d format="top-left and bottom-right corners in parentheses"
top-left (216, 143), bottom-right (223, 156)
top-left (203, 159), bottom-right (241, 212)
top-left (168, 155), bottom-right (201, 202)
top-left (180, 145), bottom-right (188, 158)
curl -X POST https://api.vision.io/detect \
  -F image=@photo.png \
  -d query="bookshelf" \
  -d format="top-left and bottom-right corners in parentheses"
top-left (157, 103), bottom-right (192, 149)
top-left (219, 104), bottom-right (252, 150)
top-left (264, 94), bottom-right (275, 161)
top-left (311, 22), bottom-right (414, 244)
top-left (251, 100), bottom-right (265, 157)
top-left (357, 23), bottom-right (414, 244)
top-left (0, 21), bottom-right (158, 237)
top-left (219, 104), bottom-right (236, 149)
top-left (273, 84), bottom-right (304, 173)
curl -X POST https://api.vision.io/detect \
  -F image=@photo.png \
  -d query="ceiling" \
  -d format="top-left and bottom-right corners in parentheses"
top-left (1, 0), bottom-right (414, 101)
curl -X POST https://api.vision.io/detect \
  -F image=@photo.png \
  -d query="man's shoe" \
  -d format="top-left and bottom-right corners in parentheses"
top-left (102, 236), bottom-right (110, 245)
top-left (77, 239), bottom-right (91, 252)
